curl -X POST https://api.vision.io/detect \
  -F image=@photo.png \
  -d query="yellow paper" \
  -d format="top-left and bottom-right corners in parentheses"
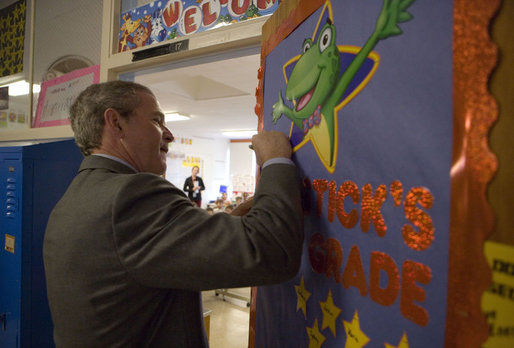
top-left (4, 234), bottom-right (15, 253)
top-left (481, 241), bottom-right (514, 347)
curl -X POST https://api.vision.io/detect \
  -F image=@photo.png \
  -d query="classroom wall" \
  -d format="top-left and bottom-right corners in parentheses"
top-left (164, 134), bottom-right (256, 207)
top-left (0, 0), bottom-right (102, 130)
top-left (31, 0), bottom-right (102, 82)
top-left (165, 133), bottom-right (230, 206)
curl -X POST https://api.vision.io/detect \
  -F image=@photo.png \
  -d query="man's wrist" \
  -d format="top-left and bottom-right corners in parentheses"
top-left (261, 157), bottom-right (295, 169)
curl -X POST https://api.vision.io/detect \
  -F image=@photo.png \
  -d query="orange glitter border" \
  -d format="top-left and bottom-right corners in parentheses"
top-left (251, 0), bottom-right (499, 347)
top-left (445, 0), bottom-right (500, 346)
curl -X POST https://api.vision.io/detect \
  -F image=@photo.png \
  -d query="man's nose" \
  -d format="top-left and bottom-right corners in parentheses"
top-left (163, 126), bottom-right (174, 143)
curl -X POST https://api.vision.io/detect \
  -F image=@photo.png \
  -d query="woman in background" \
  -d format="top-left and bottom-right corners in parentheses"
top-left (183, 166), bottom-right (205, 207)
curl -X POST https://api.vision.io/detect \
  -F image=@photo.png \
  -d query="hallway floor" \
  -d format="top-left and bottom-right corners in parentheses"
top-left (202, 288), bottom-right (251, 348)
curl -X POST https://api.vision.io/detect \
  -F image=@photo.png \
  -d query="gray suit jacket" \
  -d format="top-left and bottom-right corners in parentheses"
top-left (43, 155), bottom-right (303, 347)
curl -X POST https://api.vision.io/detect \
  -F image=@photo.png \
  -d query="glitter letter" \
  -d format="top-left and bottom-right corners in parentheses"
top-left (360, 183), bottom-right (387, 237)
top-left (325, 238), bottom-right (343, 282)
top-left (342, 245), bottom-right (367, 296)
top-left (312, 179), bottom-right (329, 218)
top-left (336, 181), bottom-right (360, 229)
top-left (369, 251), bottom-right (400, 306)
top-left (402, 187), bottom-right (434, 251)
top-left (400, 260), bottom-right (431, 326)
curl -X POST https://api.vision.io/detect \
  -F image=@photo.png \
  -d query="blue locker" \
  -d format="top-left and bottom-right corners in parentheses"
top-left (0, 139), bottom-right (82, 347)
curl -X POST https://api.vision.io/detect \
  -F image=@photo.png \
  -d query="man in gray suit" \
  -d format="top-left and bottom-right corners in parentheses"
top-left (43, 80), bottom-right (303, 347)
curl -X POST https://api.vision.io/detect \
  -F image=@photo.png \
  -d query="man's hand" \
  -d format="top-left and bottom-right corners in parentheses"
top-left (252, 131), bottom-right (292, 167)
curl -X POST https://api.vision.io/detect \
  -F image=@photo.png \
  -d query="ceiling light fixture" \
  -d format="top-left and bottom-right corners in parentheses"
top-left (165, 112), bottom-right (190, 122)
top-left (221, 130), bottom-right (258, 138)
top-left (0, 80), bottom-right (41, 96)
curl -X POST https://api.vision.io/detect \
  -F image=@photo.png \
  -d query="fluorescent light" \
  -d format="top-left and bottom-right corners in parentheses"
top-left (165, 112), bottom-right (190, 122)
top-left (1, 80), bottom-right (41, 96)
top-left (221, 130), bottom-right (258, 138)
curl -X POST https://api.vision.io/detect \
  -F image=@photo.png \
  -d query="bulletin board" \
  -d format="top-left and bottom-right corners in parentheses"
top-left (252, 0), bottom-right (499, 347)
top-left (0, 0), bottom-right (26, 78)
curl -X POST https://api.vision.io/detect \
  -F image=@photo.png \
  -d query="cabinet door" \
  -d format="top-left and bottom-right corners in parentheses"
top-left (0, 156), bottom-right (22, 347)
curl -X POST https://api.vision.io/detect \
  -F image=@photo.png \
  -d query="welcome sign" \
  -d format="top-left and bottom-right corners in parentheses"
top-left (254, 0), bottom-right (498, 347)
top-left (119, 0), bottom-right (280, 52)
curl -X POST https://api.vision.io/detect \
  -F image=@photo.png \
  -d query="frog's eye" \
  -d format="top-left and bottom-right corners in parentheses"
top-left (302, 40), bottom-right (312, 53)
top-left (319, 26), bottom-right (332, 52)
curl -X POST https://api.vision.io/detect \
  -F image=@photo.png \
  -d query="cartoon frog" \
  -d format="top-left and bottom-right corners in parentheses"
top-left (272, 0), bottom-right (415, 172)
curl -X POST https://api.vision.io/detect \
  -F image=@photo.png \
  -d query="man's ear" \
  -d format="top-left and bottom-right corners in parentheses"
top-left (104, 108), bottom-right (124, 138)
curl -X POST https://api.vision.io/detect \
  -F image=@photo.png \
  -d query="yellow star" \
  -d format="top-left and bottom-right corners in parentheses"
top-left (320, 289), bottom-right (341, 337)
top-left (385, 332), bottom-right (410, 348)
top-left (306, 318), bottom-right (326, 348)
top-left (294, 276), bottom-right (311, 318)
top-left (343, 310), bottom-right (370, 348)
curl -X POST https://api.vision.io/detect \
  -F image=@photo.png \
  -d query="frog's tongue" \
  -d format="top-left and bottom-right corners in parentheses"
top-left (296, 84), bottom-right (315, 112)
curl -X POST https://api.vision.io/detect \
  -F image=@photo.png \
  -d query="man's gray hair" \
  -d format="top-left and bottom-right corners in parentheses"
top-left (69, 80), bottom-right (154, 156)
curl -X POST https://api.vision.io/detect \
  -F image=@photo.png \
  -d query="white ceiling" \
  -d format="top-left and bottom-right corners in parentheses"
top-left (133, 51), bottom-right (261, 139)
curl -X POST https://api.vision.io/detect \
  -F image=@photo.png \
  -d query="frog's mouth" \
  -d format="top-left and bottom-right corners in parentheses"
top-left (295, 81), bottom-right (318, 112)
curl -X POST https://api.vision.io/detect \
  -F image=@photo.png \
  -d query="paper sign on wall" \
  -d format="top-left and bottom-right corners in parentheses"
top-left (34, 65), bottom-right (100, 128)
top-left (482, 241), bottom-right (514, 347)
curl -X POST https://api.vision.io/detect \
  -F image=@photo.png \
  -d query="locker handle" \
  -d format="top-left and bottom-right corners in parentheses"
top-left (0, 313), bottom-right (5, 331)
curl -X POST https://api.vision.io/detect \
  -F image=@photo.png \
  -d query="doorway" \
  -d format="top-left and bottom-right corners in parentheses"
top-left (118, 47), bottom-right (260, 348)
top-left (119, 46), bottom-right (259, 206)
